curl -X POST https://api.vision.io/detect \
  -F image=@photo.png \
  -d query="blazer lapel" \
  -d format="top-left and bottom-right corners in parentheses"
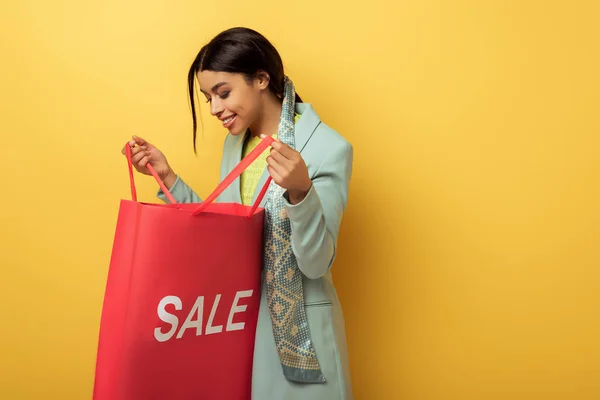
top-left (292, 103), bottom-right (321, 153)
top-left (251, 103), bottom-right (321, 207)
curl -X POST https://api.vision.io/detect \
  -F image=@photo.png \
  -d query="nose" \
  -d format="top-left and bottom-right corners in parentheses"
top-left (210, 97), bottom-right (223, 117)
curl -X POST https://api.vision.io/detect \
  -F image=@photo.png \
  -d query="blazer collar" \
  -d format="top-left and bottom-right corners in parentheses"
top-left (228, 103), bottom-right (322, 207)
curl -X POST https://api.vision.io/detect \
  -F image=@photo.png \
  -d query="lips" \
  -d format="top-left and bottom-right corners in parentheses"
top-left (222, 114), bottom-right (237, 127)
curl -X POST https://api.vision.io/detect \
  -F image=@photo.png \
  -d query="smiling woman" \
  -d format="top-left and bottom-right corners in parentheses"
top-left (188, 27), bottom-right (303, 145)
top-left (123, 27), bottom-right (355, 400)
top-left (197, 71), bottom-right (273, 135)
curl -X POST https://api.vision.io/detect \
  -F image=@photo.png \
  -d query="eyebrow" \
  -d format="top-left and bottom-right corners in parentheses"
top-left (200, 82), bottom-right (228, 95)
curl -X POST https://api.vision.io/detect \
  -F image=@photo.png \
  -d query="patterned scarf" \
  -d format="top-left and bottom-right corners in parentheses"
top-left (263, 76), bottom-right (326, 383)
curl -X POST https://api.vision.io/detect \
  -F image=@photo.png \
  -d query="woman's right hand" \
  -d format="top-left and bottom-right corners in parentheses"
top-left (122, 135), bottom-right (177, 188)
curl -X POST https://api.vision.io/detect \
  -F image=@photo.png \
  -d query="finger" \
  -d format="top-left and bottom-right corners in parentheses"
top-left (267, 156), bottom-right (291, 182)
top-left (270, 140), bottom-right (297, 159)
top-left (132, 135), bottom-right (147, 146)
top-left (130, 146), bottom-right (147, 158)
top-left (137, 155), bottom-right (150, 169)
top-left (269, 149), bottom-right (293, 167)
top-left (267, 165), bottom-right (283, 185)
top-left (259, 134), bottom-right (294, 157)
top-left (132, 150), bottom-right (150, 165)
top-left (266, 153), bottom-right (285, 171)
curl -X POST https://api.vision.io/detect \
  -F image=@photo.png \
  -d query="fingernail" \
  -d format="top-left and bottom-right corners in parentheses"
top-left (129, 141), bottom-right (135, 146)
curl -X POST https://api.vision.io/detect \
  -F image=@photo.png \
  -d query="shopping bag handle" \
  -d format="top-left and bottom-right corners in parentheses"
top-left (125, 143), bottom-right (177, 204)
top-left (191, 136), bottom-right (274, 217)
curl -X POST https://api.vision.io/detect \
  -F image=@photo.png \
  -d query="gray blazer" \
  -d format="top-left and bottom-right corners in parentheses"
top-left (158, 103), bottom-right (353, 399)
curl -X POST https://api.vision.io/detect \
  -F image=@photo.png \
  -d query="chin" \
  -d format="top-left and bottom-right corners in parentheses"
top-left (228, 125), bottom-right (248, 136)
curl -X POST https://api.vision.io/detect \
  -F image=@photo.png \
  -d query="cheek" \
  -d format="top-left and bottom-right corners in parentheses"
top-left (223, 89), bottom-right (258, 121)
top-left (225, 97), bottom-right (244, 115)
top-left (231, 100), bottom-right (254, 119)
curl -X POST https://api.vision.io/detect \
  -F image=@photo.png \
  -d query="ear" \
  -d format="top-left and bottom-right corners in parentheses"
top-left (255, 70), bottom-right (270, 90)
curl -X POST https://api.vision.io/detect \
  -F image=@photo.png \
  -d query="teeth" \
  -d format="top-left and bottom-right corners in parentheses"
top-left (223, 115), bottom-right (236, 124)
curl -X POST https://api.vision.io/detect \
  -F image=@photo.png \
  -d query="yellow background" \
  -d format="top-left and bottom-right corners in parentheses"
top-left (1, 0), bottom-right (598, 399)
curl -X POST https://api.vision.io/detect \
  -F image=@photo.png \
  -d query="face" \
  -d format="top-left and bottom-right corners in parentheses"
top-left (197, 70), bottom-right (268, 136)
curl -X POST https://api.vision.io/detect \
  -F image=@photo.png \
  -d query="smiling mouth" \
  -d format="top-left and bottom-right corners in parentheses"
top-left (222, 115), bottom-right (237, 126)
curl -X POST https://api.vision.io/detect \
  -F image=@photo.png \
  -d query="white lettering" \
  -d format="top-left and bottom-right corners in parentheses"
top-left (154, 295), bottom-right (182, 342)
top-left (154, 291), bottom-right (254, 342)
top-left (227, 290), bottom-right (253, 332)
top-left (206, 294), bottom-right (223, 335)
top-left (176, 296), bottom-right (204, 339)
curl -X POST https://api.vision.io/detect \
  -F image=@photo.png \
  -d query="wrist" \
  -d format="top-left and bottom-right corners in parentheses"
top-left (161, 169), bottom-right (177, 189)
top-left (287, 181), bottom-right (312, 205)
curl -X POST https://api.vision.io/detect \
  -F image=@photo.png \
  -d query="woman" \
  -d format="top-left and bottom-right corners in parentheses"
top-left (124, 27), bottom-right (354, 399)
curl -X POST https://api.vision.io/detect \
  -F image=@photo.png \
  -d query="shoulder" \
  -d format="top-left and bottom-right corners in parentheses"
top-left (298, 104), bottom-right (353, 170)
top-left (312, 121), bottom-right (352, 154)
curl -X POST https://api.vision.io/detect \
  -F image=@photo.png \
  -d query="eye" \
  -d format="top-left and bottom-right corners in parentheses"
top-left (219, 91), bottom-right (230, 99)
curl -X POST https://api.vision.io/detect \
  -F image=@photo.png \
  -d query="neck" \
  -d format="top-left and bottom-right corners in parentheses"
top-left (249, 93), bottom-right (283, 137)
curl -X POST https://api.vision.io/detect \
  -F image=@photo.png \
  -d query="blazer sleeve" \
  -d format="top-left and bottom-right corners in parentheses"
top-left (157, 135), bottom-right (230, 204)
top-left (157, 175), bottom-right (203, 204)
top-left (283, 141), bottom-right (353, 279)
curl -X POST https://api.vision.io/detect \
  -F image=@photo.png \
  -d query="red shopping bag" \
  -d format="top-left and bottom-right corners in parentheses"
top-left (93, 137), bottom-right (275, 400)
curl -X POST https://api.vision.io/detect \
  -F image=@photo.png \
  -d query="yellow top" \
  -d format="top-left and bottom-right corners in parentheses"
top-left (240, 114), bottom-right (300, 205)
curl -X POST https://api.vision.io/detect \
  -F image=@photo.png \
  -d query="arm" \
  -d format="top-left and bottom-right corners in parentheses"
top-left (283, 142), bottom-right (353, 279)
top-left (157, 135), bottom-right (231, 204)
top-left (157, 175), bottom-right (202, 204)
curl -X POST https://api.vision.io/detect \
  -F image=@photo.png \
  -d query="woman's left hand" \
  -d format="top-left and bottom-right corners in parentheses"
top-left (262, 134), bottom-right (312, 205)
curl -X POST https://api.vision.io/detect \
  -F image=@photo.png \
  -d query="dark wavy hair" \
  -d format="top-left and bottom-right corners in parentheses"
top-left (187, 27), bottom-right (302, 151)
